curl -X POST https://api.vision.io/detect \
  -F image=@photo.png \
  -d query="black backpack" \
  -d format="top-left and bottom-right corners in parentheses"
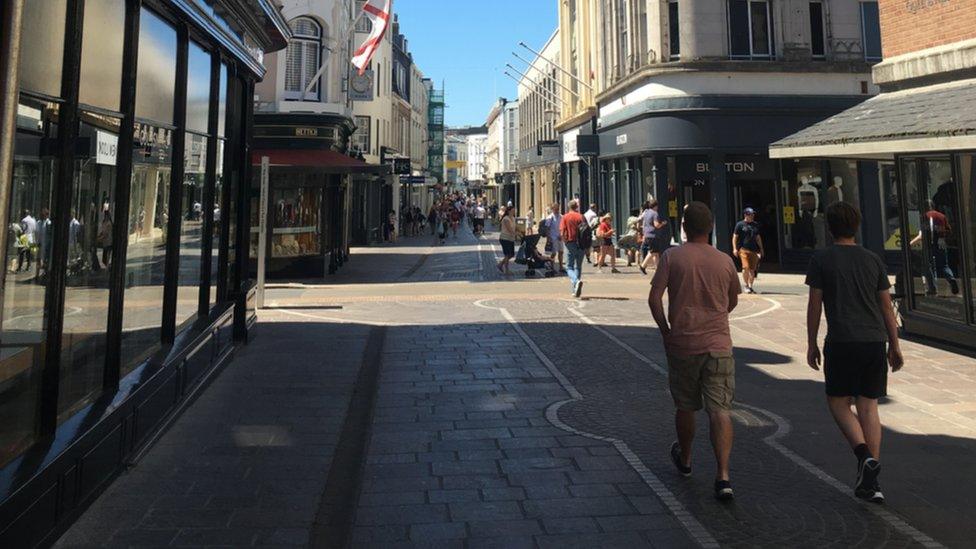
top-left (577, 219), bottom-right (593, 249)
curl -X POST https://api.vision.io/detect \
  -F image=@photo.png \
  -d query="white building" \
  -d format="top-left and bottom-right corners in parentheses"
top-left (517, 30), bottom-right (561, 217)
top-left (466, 133), bottom-right (488, 184)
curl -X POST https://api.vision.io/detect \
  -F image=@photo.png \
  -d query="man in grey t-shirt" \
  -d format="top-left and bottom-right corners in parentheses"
top-left (805, 202), bottom-right (903, 505)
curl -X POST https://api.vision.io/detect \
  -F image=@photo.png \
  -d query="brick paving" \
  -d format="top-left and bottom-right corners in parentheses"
top-left (55, 222), bottom-right (976, 548)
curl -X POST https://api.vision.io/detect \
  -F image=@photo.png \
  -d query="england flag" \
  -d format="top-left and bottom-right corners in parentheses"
top-left (351, 0), bottom-right (392, 75)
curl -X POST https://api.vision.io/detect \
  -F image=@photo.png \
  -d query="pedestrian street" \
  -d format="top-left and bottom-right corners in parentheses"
top-left (55, 225), bottom-right (976, 548)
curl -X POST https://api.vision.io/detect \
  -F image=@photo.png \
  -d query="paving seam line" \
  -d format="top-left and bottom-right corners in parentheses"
top-left (473, 299), bottom-right (720, 549)
top-left (567, 305), bottom-right (946, 549)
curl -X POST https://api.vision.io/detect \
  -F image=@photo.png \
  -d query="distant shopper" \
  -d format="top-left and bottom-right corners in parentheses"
top-left (732, 208), bottom-right (764, 294)
top-left (544, 203), bottom-right (564, 272)
top-left (618, 208), bottom-right (642, 266)
top-left (387, 210), bottom-right (398, 243)
top-left (583, 203), bottom-right (599, 264)
top-left (497, 206), bottom-right (517, 275)
top-left (473, 202), bottom-right (487, 235)
top-left (639, 200), bottom-right (668, 275)
top-left (97, 210), bottom-right (114, 269)
top-left (806, 201), bottom-right (903, 505)
top-left (648, 202), bottom-right (740, 501)
top-left (560, 200), bottom-right (589, 298)
top-left (596, 213), bottom-right (619, 273)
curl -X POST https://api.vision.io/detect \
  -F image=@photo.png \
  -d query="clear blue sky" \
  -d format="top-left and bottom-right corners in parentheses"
top-left (393, 0), bottom-right (558, 128)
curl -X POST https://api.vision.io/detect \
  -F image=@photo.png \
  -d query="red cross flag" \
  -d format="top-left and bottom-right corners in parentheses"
top-left (352, 0), bottom-right (392, 76)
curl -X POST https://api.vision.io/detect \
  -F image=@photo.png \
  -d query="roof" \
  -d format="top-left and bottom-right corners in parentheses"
top-left (251, 149), bottom-right (390, 174)
top-left (770, 78), bottom-right (976, 159)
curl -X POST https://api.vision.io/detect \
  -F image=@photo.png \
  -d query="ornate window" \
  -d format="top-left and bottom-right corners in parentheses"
top-left (284, 17), bottom-right (322, 100)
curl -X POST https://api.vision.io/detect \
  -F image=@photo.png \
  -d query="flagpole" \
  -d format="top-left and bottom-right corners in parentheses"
top-left (300, 4), bottom-right (372, 101)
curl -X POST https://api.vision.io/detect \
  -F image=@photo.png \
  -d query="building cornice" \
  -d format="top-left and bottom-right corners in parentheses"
top-left (873, 38), bottom-right (976, 88)
top-left (595, 60), bottom-right (874, 104)
top-left (555, 107), bottom-right (597, 133)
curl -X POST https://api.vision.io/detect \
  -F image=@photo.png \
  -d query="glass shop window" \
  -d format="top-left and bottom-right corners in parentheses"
top-left (0, 99), bottom-right (58, 467)
top-left (79, 0), bottom-right (125, 110)
top-left (271, 185), bottom-right (322, 259)
top-left (879, 162), bottom-right (901, 251)
top-left (211, 139), bottom-right (225, 309)
top-left (186, 40), bottom-right (212, 135)
top-left (121, 123), bottom-right (173, 376)
top-left (176, 133), bottom-right (207, 329)
top-left (781, 159), bottom-right (827, 250)
top-left (957, 154), bottom-right (976, 323)
top-left (903, 158), bottom-right (966, 322)
top-left (58, 112), bottom-right (120, 421)
top-left (135, 8), bottom-right (177, 125)
top-left (18, 0), bottom-right (67, 97)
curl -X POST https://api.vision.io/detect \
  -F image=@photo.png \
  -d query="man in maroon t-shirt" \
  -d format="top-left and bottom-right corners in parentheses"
top-left (560, 200), bottom-right (586, 298)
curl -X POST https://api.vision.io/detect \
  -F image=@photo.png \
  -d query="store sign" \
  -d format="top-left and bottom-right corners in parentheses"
top-left (616, 134), bottom-right (628, 146)
top-left (694, 156), bottom-right (776, 181)
top-left (562, 127), bottom-right (581, 163)
top-left (295, 127), bottom-right (319, 137)
top-left (783, 206), bottom-right (796, 225)
top-left (96, 131), bottom-right (118, 166)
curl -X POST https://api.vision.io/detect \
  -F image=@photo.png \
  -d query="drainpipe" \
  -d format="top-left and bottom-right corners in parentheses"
top-left (0, 0), bottom-right (24, 318)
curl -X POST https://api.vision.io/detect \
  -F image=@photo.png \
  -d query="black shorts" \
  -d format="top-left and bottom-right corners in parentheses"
top-left (823, 341), bottom-right (888, 399)
top-left (500, 239), bottom-right (515, 258)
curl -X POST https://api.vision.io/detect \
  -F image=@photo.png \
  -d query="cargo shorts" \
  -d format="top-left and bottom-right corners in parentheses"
top-left (666, 352), bottom-right (736, 412)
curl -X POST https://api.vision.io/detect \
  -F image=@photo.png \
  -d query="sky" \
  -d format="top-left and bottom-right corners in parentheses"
top-left (392, 0), bottom-right (558, 128)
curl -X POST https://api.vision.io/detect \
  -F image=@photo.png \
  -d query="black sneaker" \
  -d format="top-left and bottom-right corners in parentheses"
top-left (639, 265), bottom-right (647, 275)
top-left (670, 442), bottom-right (691, 477)
top-left (855, 458), bottom-right (885, 504)
top-left (714, 480), bottom-right (734, 501)
top-left (574, 280), bottom-right (583, 298)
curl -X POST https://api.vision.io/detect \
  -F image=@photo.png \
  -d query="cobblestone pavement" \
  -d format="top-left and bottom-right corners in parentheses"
top-left (56, 222), bottom-right (976, 548)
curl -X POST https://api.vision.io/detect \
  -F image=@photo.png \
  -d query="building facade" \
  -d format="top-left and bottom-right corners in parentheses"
top-left (772, 0), bottom-right (976, 349)
top-left (485, 98), bottom-right (520, 206)
top-left (0, 0), bottom-right (289, 544)
top-left (518, 30), bottom-right (562, 219)
top-left (568, 0), bottom-right (881, 268)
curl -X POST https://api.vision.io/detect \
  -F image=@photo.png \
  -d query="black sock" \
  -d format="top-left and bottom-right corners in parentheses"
top-left (854, 444), bottom-right (873, 463)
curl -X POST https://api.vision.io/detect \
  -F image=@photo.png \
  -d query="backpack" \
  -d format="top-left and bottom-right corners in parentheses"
top-left (577, 219), bottom-right (593, 249)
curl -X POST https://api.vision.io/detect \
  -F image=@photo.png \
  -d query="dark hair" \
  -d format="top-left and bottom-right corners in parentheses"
top-left (630, 208), bottom-right (641, 217)
top-left (648, 199), bottom-right (658, 209)
top-left (826, 201), bottom-right (861, 238)
top-left (683, 201), bottom-right (713, 238)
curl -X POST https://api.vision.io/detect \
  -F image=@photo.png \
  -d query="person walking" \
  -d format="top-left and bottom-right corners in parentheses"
top-left (806, 202), bottom-right (903, 504)
top-left (544, 203), bottom-right (564, 273)
top-left (639, 200), bottom-right (668, 275)
top-left (909, 200), bottom-right (960, 296)
top-left (618, 208), bottom-right (641, 266)
top-left (583, 203), bottom-right (599, 264)
top-left (497, 206), bottom-right (517, 275)
top-left (596, 213), bottom-right (620, 273)
top-left (732, 208), bottom-right (764, 294)
top-left (473, 202), bottom-right (486, 235)
top-left (560, 200), bottom-right (589, 298)
top-left (648, 202), bottom-right (741, 501)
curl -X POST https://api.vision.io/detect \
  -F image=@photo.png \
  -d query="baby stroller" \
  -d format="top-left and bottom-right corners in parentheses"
top-left (515, 234), bottom-right (557, 278)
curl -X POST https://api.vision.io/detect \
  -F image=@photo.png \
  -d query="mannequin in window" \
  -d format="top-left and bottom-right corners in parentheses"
top-left (794, 175), bottom-right (819, 249)
top-left (827, 176), bottom-right (844, 206)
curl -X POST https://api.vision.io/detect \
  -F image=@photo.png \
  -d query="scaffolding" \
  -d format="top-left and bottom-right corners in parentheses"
top-left (427, 81), bottom-right (445, 183)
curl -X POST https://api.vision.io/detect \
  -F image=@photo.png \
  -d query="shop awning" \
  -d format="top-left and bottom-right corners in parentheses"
top-left (770, 78), bottom-right (976, 160)
top-left (251, 149), bottom-right (390, 174)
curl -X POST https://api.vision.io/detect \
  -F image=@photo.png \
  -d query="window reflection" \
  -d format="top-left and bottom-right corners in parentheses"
top-left (211, 140), bottom-right (225, 308)
top-left (58, 113), bottom-right (120, 420)
top-left (0, 99), bottom-right (58, 467)
top-left (18, 0), bottom-right (67, 97)
top-left (79, 0), bottom-right (125, 110)
top-left (121, 123), bottom-right (173, 376)
top-left (904, 158), bottom-right (966, 322)
top-left (135, 8), bottom-right (177, 125)
top-left (186, 41), bottom-right (212, 134)
top-left (879, 162), bottom-right (901, 251)
top-left (177, 134), bottom-right (207, 329)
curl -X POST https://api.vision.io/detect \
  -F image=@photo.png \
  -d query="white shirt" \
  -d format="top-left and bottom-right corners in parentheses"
top-left (21, 215), bottom-right (36, 244)
top-left (474, 206), bottom-right (486, 219)
top-left (546, 213), bottom-right (562, 241)
top-left (584, 209), bottom-right (598, 226)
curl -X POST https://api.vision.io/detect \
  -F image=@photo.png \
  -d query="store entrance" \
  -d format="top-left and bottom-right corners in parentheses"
top-left (733, 180), bottom-right (780, 266)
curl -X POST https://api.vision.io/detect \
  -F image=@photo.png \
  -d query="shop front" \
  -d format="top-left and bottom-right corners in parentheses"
top-left (0, 0), bottom-right (289, 544)
top-left (558, 118), bottom-right (598, 214)
top-left (250, 113), bottom-right (390, 279)
top-left (771, 79), bottom-right (976, 349)
top-left (597, 95), bottom-right (868, 263)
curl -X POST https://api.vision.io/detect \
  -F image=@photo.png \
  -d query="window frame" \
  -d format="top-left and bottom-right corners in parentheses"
top-left (809, 1), bottom-right (826, 59)
top-left (728, 0), bottom-right (774, 60)
top-left (283, 17), bottom-right (323, 101)
top-left (354, 115), bottom-right (371, 155)
top-left (860, 1), bottom-right (883, 62)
